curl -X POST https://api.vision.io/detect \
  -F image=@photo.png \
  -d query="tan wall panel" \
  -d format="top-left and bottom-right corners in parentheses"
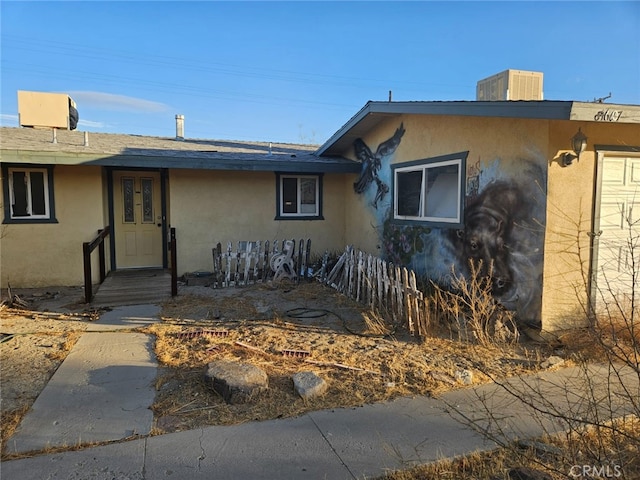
top-left (168, 169), bottom-right (347, 274)
top-left (542, 121), bottom-right (640, 330)
top-left (1, 165), bottom-right (106, 288)
top-left (344, 114), bottom-right (549, 255)
top-left (341, 114), bottom-right (551, 331)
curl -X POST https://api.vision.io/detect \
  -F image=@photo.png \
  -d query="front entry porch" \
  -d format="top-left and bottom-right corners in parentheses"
top-left (90, 268), bottom-right (172, 307)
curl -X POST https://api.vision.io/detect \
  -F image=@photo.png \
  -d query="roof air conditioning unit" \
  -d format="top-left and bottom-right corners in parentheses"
top-left (476, 70), bottom-right (543, 101)
top-left (18, 90), bottom-right (79, 130)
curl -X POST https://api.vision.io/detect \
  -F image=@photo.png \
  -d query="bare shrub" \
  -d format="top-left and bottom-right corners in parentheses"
top-left (432, 260), bottom-right (519, 347)
top-left (362, 310), bottom-right (394, 336)
top-left (441, 208), bottom-right (640, 479)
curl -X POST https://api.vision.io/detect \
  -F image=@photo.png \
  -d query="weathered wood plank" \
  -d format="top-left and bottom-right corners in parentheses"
top-left (376, 258), bottom-right (383, 312)
top-left (225, 242), bottom-right (233, 287)
top-left (242, 241), bottom-right (252, 285)
top-left (297, 239), bottom-right (304, 282)
top-left (211, 239), bottom-right (311, 288)
top-left (212, 243), bottom-right (222, 288)
top-left (91, 268), bottom-right (171, 307)
top-left (253, 241), bottom-right (262, 282)
top-left (355, 250), bottom-right (363, 303)
top-left (401, 268), bottom-right (413, 334)
top-left (366, 254), bottom-right (373, 308)
top-left (409, 270), bottom-right (420, 335)
top-left (304, 239), bottom-right (311, 280)
top-left (320, 245), bottom-right (428, 337)
top-left (262, 240), bottom-right (270, 282)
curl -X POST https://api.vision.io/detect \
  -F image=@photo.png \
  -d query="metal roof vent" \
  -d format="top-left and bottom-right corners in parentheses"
top-left (175, 114), bottom-right (184, 141)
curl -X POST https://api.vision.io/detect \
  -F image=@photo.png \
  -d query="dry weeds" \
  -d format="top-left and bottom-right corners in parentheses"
top-left (379, 416), bottom-right (640, 479)
top-left (2, 279), bottom-right (638, 479)
top-left (0, 303), bottom-right (92, 450)
top-left (146, 282), bottom-right (548, 434)
top-left (0, 282), bottom-right (553, 459)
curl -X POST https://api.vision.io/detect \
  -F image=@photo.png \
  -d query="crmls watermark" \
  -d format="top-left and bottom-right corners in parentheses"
top-left (569, 464), bottom-right (623, 478)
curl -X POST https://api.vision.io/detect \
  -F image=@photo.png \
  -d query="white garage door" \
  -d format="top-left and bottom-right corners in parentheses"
top-left (593, 154), bottom-right (640, 311)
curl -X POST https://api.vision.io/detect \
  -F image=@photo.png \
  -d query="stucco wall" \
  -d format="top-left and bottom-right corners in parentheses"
top-left (343, 114), bottom-right (550, 331)
top-left (542, 121), bottom-right (640, 330)
top-left (1, 165), bottom-right (107, 288)
top-left (345, 114), bottom-right (549, 245)
top-left (342, 113), bottom-right (640, 333)
top-left (168, 169), bottom-right (347, 275)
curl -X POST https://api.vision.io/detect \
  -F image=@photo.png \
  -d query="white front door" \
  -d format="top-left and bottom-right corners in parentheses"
top-left (113, 171), bottom-right (163, 268)
top-left (593, 154), bottom-right (640, 310)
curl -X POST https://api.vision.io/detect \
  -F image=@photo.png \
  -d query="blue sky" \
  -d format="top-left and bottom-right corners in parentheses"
top-left (1, 1), bottom-right (639, 144)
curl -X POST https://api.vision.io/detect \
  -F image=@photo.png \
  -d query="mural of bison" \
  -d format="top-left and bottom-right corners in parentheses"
top-left (451, 169), bottom-right (546, 330)
top-left (353, 123), bottom-right (547, 332)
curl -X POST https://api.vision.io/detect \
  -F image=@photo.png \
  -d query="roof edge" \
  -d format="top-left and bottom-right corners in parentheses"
top-left (317, 101), bottom-right (375, 156)
top-left (316, 100), bottom-right (640, 156)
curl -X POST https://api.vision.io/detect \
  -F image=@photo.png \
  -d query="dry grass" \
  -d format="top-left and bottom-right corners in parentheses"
top-left (0, 305), bottom-right (90, 452)
top-left (557, 306), bottom-right (640, 366)
top-left (380, 449), bottom-right (514, 480)
top-left (0, 330), bottom-right (81, 434)
top-left (2, 280), bottom-right (637, 476)
top-left (43, 331), bottom-right (83, 362)
top-left (378, 295), bottom-right (640, 480)
top-left (379, 416), bottom-right (640, 479)
top-left (145, 282), bottom-right (548, 434)
top-left (0, 405), bottom-right (30, 450)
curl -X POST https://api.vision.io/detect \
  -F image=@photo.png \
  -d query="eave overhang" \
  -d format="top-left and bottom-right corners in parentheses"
top-left (316, 100), bottom-right (640, 156)
top-left (0, 149), bottom-right (360, 174)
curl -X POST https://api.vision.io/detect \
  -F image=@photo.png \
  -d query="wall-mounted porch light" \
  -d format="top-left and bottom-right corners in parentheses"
top-left (561, 127), bottom-right (588, 167)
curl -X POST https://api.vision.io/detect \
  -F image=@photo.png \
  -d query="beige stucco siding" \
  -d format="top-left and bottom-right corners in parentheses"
top-left (343, 172), bottom-right (381, 254)
top-left (394, 115), bottom-right (548, 164)
top-left (1, 165), bottom-right (106, 288)
top-left (542, 121), bottom-right (640, 330)
top-left (341, 114), bottom-right (551, 331)
top-left (541, 121), bottom-right (595, 329)
top-left (340, 113), bottom-right (640, 332)
top-left (168, 169), bottom-right (347, 274)
top-left (343, 114), bottom-right (550, 254)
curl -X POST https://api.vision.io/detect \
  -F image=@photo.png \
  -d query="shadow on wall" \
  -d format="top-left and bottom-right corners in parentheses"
top-left (351, 122), bottom-right (547, 330)
top-left (449, 165), bottom-right (546, 329)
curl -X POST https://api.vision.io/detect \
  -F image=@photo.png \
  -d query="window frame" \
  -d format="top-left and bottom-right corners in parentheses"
top-left (2, 163), bottom-right (58, 224)
top-left (391, 151), bottom-right (467, 228)
top-left (275, 172), bottom-right (324, 220)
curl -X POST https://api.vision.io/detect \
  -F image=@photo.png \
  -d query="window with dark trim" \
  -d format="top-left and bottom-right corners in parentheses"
top-left (392, 152), bottom-right (467, 227)
top-left (2, 164), bottom-right (57, 223)
top-left (275, 173), bottom-right (323, 220)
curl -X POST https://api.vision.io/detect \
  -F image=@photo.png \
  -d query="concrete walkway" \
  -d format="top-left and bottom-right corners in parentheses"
top-left (4, 305), bottom-right (161, 455)
top-left (2, 304), bottom-right (638, 480)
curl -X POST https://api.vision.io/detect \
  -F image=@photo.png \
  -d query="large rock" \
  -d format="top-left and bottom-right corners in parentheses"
top-left (508, 467), bottom-right (553, 480)
top-left (293, 371), bottom-right (327, 400)
top-left (204, 360), bottom-right (268, 404)
top-left (455, 369), bottom-right (474, 385)
top-left (540, 355), bottom-right (565, 369)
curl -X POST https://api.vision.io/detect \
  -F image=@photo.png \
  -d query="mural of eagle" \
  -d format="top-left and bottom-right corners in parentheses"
top-left (353, 123), bottom-right (405, 208)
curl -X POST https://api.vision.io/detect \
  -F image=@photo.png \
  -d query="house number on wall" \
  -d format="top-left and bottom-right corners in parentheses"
top-left (594, 109), bottom-right (622, 122)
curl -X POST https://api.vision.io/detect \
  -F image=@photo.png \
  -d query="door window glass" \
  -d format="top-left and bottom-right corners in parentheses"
top-left (141, 177), bottom-right (154, 223)
top-left (122, 177), bottom-right (135, 223)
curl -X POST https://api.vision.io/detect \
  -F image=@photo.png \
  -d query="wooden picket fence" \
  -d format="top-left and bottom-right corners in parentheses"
top-left (211, 239), bottom-right (311, 288)
top-left (322, 246), bottom-right (429, 337)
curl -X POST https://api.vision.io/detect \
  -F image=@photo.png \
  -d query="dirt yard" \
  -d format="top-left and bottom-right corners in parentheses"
top-left (0, 287), bottom-right (101, 450)
top-left (1, 281), bottom-right (557, 453)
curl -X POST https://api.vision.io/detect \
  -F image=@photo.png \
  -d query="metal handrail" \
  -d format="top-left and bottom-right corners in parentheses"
top-left (170, 227), bottom-right (177, 296)
top-left (83, 226), bottom-right (110, 303)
